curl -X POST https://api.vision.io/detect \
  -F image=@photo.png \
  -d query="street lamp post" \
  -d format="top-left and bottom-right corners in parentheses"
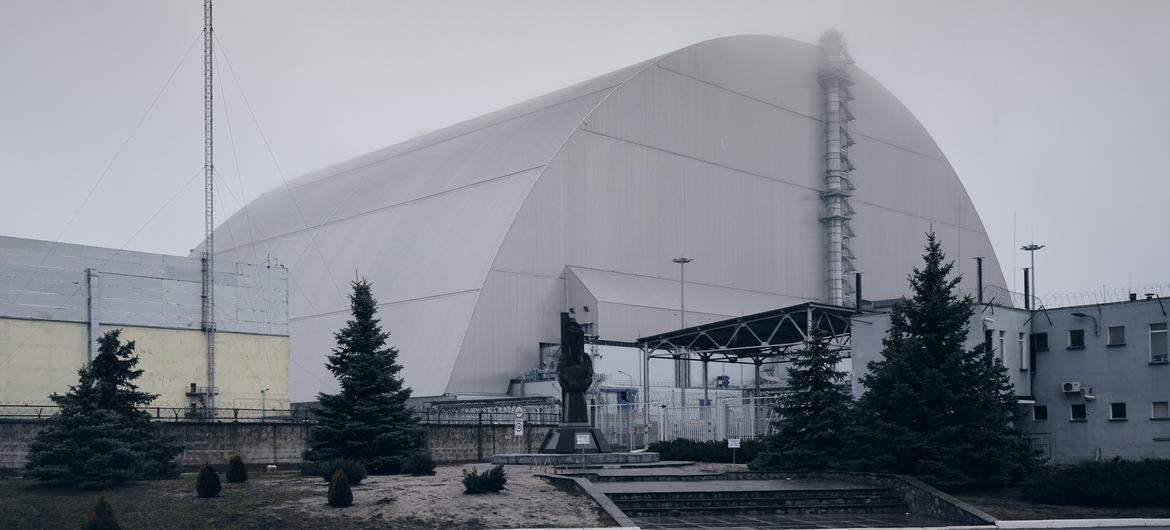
top-left (260, 387), bottom-right (269, 421)
top-left (1021, 243), bottom-right (1045, 307)
top-left (673, 257), bottom-right (692, 408)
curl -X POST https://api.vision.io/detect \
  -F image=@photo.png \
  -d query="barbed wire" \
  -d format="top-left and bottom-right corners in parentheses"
top-left (968, 283), bottom-right (1170, 310)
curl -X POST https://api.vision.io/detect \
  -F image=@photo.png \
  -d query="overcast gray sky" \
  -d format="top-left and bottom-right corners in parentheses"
top-left (2, 0), bottom-right (1167, 301)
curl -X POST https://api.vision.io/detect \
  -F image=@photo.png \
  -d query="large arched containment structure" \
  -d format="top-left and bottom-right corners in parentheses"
top-left (210, 34), bottom-right (1006, 401)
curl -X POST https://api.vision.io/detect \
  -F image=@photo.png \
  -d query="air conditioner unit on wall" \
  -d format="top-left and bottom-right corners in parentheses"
top-left (1062, 382), bottom-right (1082, 393)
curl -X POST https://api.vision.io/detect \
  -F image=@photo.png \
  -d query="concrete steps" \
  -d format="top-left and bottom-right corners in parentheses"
top-left (608, 487), bottom-right (909, 517)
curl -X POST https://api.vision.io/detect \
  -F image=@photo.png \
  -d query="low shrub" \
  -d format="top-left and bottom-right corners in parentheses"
top-left (1022, 458), bottom-right (1170, 507)
top-left (195, 463), bottom-right (221, 499)
top-left (462, 465), bottom-right (507, 494)
top-left (648, 438), bottom-right (763, 464)
top-left (318, 458), bottom-right (367, 485)
top-left (82, 497), bottom-right (120, 530)
top-left (401, 450), bottom-right (436, 476)
top-left (225, 455), bottom-right (248, 483)
top-left (327, 469), bottom-right (354, 508)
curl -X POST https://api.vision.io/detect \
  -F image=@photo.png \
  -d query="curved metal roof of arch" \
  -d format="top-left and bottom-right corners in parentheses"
top-left (209, 34), bottom-right (1005, 399)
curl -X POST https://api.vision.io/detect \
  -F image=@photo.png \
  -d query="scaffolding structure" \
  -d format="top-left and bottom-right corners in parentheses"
top-left (199, 0), bottom-right (217, 416)
top-left (818, 29), bottom-right (857, 307)
top-left (636, 302), bottom-right (855, 435)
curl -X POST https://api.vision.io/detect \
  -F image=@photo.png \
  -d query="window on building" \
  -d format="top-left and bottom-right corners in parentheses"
top-left (1068, 329), bottom-right (1085, 349)
top-left (1019, 332), bottom-right (1028, 370)
top-left (998, 330), bottom-right (1006, 363)
top-left (1107, 326), bottom-right (1126, 346)
top-left (984, 328), bottom-right (993, 354)
top-left (1071, 403), bottom-right (1087, 421)
top-left (1110, 402), bottom-right (1127, 420)
top-left (1152, 323), bottom-right (1168, 363)
top-left (1031, 332), bottom-right (1049, 352)
top-left (1033, 405), bottom-right (1048, 421)
top-left (1152, 402), bottom-right (1168, 420)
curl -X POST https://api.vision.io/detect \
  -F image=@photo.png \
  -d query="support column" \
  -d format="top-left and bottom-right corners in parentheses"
top-left (702, 357), bottom-right (709, 403)
top-left (84, 268), bottom-right (100, 365)
top-left (753, 359), bottom-right (762, 438)
top-left (642, 346), bottom-right (651, 449)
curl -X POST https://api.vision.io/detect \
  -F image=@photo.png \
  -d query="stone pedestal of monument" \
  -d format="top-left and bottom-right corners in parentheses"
top-left (538, 423), bottom-right (611, 454)
top-left (491, 450), bottom-right (660, 466)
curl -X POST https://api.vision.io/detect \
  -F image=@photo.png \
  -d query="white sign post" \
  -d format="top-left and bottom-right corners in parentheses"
top-left (728, 438), bottom-right (741, 464)
top-left (575, 432), bottom-right (591, 469)
top-left (513, 407), bottom-right (525, 437)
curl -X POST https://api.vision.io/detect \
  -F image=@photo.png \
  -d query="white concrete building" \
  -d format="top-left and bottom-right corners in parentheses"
top-left (214, 33), bottom-right (1007, 401)
top-left (0, 236), bottom-right (289, 416)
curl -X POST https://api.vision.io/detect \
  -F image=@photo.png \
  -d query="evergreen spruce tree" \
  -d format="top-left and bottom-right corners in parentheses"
top-left (751, 330), bottom-right (851, 471)
top-left (847, 232), bottom-right (1039, 491)
top-left (24, 330), bottom-right (182, 487)
top-left (304, 279), bottom-right (423, 474)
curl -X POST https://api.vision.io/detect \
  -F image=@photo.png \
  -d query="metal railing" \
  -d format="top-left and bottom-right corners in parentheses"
top-left (4, 397), bottom-right (784, 444)
top-left (0, 402), bottom-right (564, 426)
top-left (588, 396), bottom-right (781, 449)
top-left (0, 403), bottom-right (306, 422)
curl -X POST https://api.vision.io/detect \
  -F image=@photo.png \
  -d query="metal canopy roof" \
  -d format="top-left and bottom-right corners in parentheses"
top-left (636, 302), bottom-right (857, 364)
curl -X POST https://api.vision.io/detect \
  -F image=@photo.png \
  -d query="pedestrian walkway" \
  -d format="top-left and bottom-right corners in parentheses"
top-left (592, 478), bottom-right (870, 494)
top-left (633, 512), bottom-right (957, 529)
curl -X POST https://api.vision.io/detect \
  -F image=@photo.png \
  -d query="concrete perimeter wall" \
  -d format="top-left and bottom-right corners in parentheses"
top-left (0, 420), bottom-right (552, 472)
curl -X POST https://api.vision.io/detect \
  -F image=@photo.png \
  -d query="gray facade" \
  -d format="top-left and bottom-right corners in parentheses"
top-left (0, 235), bottom-right (287, 336)
top-left (1027, 298), bottom-right (1170, 463)
top-left (851, 297), bottom-right (1170, 464)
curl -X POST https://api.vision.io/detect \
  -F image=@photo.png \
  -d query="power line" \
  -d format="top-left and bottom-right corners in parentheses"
top-left (209, 42), bottom-right (350, 389)
top-left (10, 166), bottom-right (206, 393)
top-left (212, 33), bottom-right (346, 304)
top-left (1, 30), bottom-right (204, 320)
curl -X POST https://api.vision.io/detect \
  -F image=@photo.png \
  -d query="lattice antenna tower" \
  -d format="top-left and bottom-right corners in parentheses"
top-left (818, 29), bottom-right (857, 307)
top-left (200, 0), bottom-right (217, 416)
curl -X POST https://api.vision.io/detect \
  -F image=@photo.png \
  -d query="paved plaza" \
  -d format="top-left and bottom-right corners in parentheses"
top-left (633, 512), bottom-right (957, 529)
top-left (592, 478), bottom-right (871, 495)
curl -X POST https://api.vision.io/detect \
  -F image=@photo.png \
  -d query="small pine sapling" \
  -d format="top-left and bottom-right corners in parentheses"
top-left (195, 463), bottom-right (222, 498)
top-left (225, 455), bottom-right (248, 483)
top-left (318, 458), bottom-right (366, 485)
top-left (462, 465), bottom-right (507, 494)
top-left (402, 450), bottom-right (436, 476)
top-left (82, 497), bottom-right (121, 530)
top-left (327, 469), bottom-right (353, 507)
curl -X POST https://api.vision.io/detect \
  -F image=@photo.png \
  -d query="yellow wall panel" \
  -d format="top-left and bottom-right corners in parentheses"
top-left (0, 319), bottom-right (88, 404)
top-left (0, 318), bottom-right (288, 417)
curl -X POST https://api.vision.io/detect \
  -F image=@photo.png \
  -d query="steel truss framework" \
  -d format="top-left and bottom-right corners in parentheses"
top-left (635, 302), bottom-right (857, 412)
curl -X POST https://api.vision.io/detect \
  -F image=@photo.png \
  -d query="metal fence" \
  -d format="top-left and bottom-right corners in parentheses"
top-left (589, 396), bottom-right (780, 449)
top-left (418, 408), bottom-right (560, 425)
top-left (0, 403), bottom-right (563, 426)
top-left (0, 403), bottom-right (309, 423)
top-left (3, 397), bottom-right (782, 443)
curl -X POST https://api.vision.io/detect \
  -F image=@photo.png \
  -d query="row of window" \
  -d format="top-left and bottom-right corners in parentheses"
top-left (1030, 323), bottom-right (1168, 362)
top-left (984, 330), bottom-right (1030, 369)
top-left (1033, 402), bottom-right (1170, 421)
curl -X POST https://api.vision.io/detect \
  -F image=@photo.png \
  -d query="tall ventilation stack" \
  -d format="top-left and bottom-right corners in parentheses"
top-left (818, 29), bottom-right (857, 307)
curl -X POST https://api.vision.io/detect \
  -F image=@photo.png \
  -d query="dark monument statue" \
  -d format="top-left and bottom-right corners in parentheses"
top-left (539, 313), bottom-right (611, 453)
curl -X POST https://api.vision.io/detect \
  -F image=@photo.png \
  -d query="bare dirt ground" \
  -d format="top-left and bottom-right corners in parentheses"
top-left (287, 463), bottom-right (614, 529)
top-left (0, 464), bottom-right (614, 529)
